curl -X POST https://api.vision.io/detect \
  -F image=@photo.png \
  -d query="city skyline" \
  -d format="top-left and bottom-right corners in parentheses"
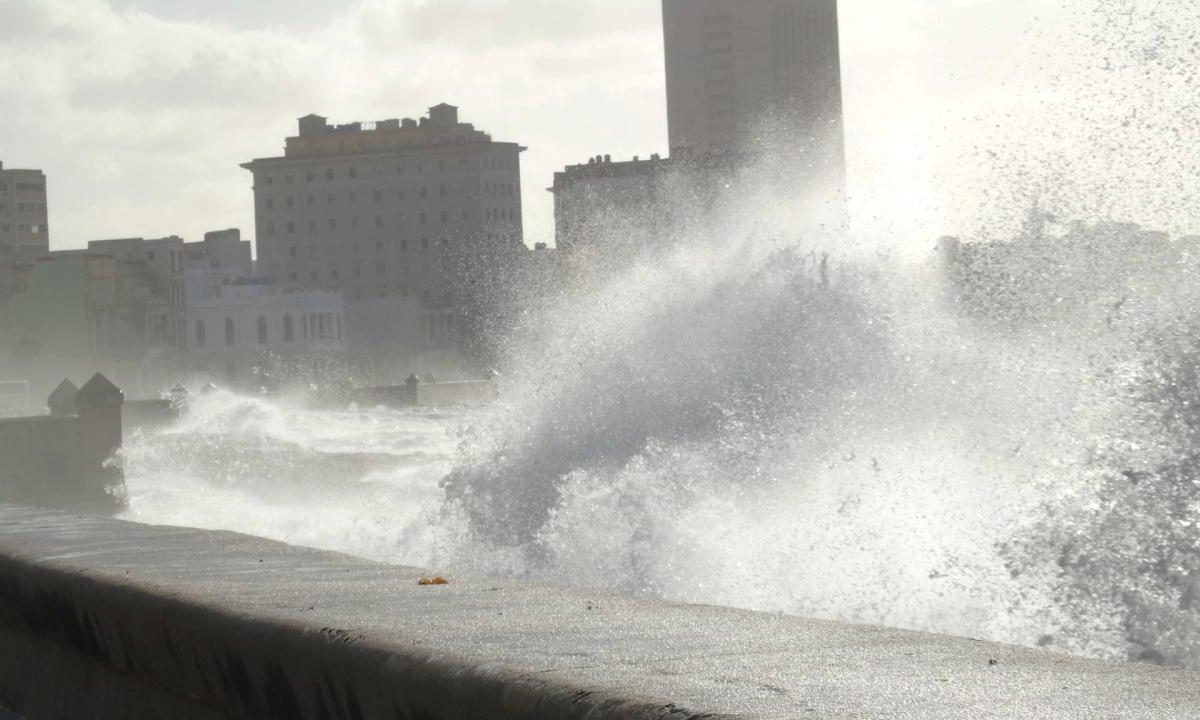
top-left (1, 0), bottom-right (1196, 254)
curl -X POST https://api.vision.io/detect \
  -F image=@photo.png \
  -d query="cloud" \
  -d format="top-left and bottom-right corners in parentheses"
top-left (0, 0), bottom-right (1196, 256)
top-left (0, 0), bottom-right (667, 249)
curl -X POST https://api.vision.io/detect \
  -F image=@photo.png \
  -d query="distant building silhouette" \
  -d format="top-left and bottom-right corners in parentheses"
top-left (661, 0), bottom-right (845, 192)
top-left (0, 161), bottom-right (49, 302)
top-left (550, 151), bottom-right (743, 253)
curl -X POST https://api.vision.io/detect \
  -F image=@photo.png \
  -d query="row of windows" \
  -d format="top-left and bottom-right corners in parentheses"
top-left (277, 278), bottom-right (451, 306)
top-left (0, 182), bottom-right (46, 193)
top-left (282, 235), bottom-right (450, 256)
top-left (262, 183), bottom-right (516, 209)
top-left (10, 203), bottom-right (47, 212)
top-left (194, 312), bottom-right (342, 348)
top-left (0, 223), bottom-right (44, 233)
top-left (260, 156), bottom-right (517, 186)
top-left (263, 207), bottom-right (514, 235)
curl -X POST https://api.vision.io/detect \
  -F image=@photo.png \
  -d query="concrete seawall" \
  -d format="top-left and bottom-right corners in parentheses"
top-left (2, 505), bottom-right (1200, 719)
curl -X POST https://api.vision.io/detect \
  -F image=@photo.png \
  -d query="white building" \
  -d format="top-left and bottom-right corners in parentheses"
top-left (187, 280), bottom-right (348, 387)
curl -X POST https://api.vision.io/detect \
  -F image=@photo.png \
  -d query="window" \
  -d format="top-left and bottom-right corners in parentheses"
top-left (195, 320), bottom-right (206, 348)
top-left (349, 166), bottom-right (357, 178)
top-left (374, 190), bottom-right (383, 204)
top-left (289, 272), bottom-right (298, 282)
top-left (287, 222), bottom-right (295, 234)
top-left (265, 198), bottom-right (274, 209)
top-left (439, 185), bottom-right (447, 197)
top-left (289, 247), bottom-right (297, 258)
top-left (287, 196), bottom-right (295, 207)
top-left (420, 212), bottom-right (427, 225)
top-left (307, 195), bottom-right (315, 207)
top-left (400, 238), bottom-right (408, 252)
top-left (419, 186), bottom-right (427, 199)
top-left (257, 316), bottom-right (268, 344)
top-left (326, 168), bottom-right (334, 180)
top-left (306, 170), bottom-right (314, 182)
top-left (375, 216), bottom-right (383, 228)
top-left (283, 315), bottom-right (294, 342)
top-left (328, 193), bottom-right (335, 206)
top-left (441, 210), bottom-right (449, 223)
top-left (267, 222), bottom-right (275, 235)
top-left (225, 318), bottom-right (235, 346)
top-left (310, 271), bottom-right (319, 283)
top-left (421, 237), bottom-right (430, 250)
top-left (329, 218), bottom-right (337, 229)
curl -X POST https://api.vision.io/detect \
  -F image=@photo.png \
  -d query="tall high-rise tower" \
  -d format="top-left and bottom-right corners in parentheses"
top-left (661, 0), bottom-right (845, 191)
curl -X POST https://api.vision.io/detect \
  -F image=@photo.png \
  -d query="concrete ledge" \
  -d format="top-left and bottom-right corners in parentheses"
top-left (0, 506), bottom-right (1198, 719)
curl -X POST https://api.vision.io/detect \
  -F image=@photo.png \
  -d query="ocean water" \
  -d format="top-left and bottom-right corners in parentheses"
top-left (121, 225), bottom-right (1200, 671)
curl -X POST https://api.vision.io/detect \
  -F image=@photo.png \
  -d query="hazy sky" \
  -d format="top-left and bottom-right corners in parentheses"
top-left (1, 0), bottom-right (1196, 254)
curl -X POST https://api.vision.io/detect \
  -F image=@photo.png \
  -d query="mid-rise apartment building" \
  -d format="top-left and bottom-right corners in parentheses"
top-left (0, 161), bottom-right (50, 302)
top-left (0, 161), bottom-right (49, 258)
top-left (241, 104), bottom-right (525, 313)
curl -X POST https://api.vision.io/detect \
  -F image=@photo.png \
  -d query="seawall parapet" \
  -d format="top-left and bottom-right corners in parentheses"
top-left (0, 376), bottom-right (124, 514)
top-left (1, 505), bottom-right (1199, 718)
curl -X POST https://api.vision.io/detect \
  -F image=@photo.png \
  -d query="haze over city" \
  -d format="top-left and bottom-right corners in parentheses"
top-left (3, 0), bottom-right (1195, 252)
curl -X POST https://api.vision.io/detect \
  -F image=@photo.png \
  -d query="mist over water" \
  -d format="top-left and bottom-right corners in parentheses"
top-left (113, 0), bottom-right (1200, 671)
top-left (123, 204), bottom-right (1200, 669)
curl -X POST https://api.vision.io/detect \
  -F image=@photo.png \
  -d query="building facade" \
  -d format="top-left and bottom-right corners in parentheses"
top-left (550, 151), bottom-right (743, 253)
top-left (661, 0), bottom-right (845, 189)
top-left (0, 161), bottom-right (49, 259)
top-left (187, 280), bottom-right (348, 387)
top-left (241, 105), bottom-right (525, 311)
top-left (183, 228), bottom-right (254, 304)
top-left (0, 161), bottom-right (50, 303)
top-left (1, 236), bottom-right (187, 398)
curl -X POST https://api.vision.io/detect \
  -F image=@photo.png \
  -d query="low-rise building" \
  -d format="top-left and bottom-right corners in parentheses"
top-left (187, 279), bottom-right (348, 387)
top-left (1, 237), bottom-right (188, 396)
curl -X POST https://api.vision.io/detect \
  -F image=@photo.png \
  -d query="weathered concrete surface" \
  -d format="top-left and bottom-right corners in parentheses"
top-left (1, 506), bottom-right (1199, 719)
